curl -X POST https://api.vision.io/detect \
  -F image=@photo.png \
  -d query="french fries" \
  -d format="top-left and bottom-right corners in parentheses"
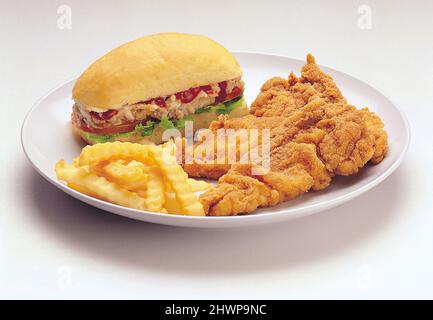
top-left (150, 146), bottom-right (205, 216)
top-left (143, 169), bottom-right (165, 212)
top-left (187, 178), bottom-right (211, 192)
top-left (78, 142), bottom-right (152, 166)
top-left (101, 160), bottom-right (149, 190)
top-left (56, 160), bottom-right (146, 210)
top-left (55, 141), bottom-right (209, 216)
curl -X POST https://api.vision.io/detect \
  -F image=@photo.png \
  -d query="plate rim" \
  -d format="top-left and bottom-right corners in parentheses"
top-left (21, 51), bottom-right (411, 227)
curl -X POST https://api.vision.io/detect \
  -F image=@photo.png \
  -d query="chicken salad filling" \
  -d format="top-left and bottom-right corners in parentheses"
top-left (75, 95), bottom-right (247, 144)
top-left (73, 77), bottom-right (244, 131)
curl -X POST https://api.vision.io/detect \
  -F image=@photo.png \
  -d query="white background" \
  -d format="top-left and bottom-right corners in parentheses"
top-left (1, 0), bottom-right (432, 299)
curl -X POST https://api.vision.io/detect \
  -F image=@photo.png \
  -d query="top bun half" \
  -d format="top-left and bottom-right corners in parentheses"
top-left (72, 33), bottom-right (242, 111)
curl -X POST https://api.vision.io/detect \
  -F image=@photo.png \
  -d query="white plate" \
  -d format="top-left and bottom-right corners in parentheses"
top-left (21, 52), bottom-right (410, 228)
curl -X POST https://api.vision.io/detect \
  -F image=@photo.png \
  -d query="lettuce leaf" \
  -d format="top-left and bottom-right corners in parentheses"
top-left (158, 116), bottom-right (176, 130)
top-left (195, 106), bottom-right (213, 114)
top-left (134, 120), bottom-right (156, 136)
top-left (173, 115), bottom-right (193, 129)
top-left (80, 132), bottom-right (115, 144)
top-left (195, 95), bottom-right (244, 115)
top-left (81, 120), bottom-right (156, 143)
top-left (159, 115), bottom-right (194, 130)
top-left (214, 96), bottom-right (243, 114)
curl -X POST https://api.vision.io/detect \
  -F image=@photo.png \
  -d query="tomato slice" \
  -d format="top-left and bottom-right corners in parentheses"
top-left (215, 81), bottom-right (228, 103)
top-left (79, 121), bottom-right (140, 135)
top-left (200, 85), bottom-right (213, 94)
top-left (144, 97), bottom-right (167, 108)
top-left (90, 111), bottom-right (103, 121)
top-left (101, 109), bottom-right (118, 120)
top-left (225, 86), bottom-right (242, 101)
top-left (175, 87), bottom-right (201, 103)
top-left (152, 97), bottom-right (167, 108)
top-left (90, 109), bottom-right (119, 121)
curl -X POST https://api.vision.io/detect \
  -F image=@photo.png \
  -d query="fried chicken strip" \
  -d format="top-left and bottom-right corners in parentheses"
top-left (201, 143), bottom-right (330, 216)
top-left (181, 54), bottom-right (388, 216)
top-left (250, 54), bottom-right (347, 117)
top-left (251, 54), bottom-right (387, 169)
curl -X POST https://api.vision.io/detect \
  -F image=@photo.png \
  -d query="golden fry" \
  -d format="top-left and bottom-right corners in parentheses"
top-left (78, 142), bottom-right (152, 166)
top-left (55, 160), bottom-right (146, 210)
top-left (102, 160), bottom-right (148, 190)
top-left (56, 141), bottom-right (207, 216)
top-left (142, 169), bottom-right (165, 212)
top-left (151, 145), bottom-right (205, 216)
top-left (67, 182), bottom-right (92, 195)
top-left (187, 178), bottom-right (211, 192)
top-left (163, 192), bottom-right (182, 215)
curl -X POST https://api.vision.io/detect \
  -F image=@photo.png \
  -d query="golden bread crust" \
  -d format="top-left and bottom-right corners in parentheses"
top-left (72, 33), bottom-right (242, 110)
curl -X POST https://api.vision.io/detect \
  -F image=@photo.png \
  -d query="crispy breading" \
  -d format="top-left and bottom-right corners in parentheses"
top-left (250, 54), bottom-right (347, 118)
top-left (182, 54), bottom-right (388, 216)
top-left (359, 108), bottom-right (388, 163)
top-left (201, 142), bottom-right (332, 216)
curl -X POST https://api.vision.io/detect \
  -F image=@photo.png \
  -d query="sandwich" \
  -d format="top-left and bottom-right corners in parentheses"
top-left (71, 32), bottom-right (248, 144)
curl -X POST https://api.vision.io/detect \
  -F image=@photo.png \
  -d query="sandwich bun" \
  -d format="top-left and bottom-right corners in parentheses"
top-left (73, 32), bottom-right (242, 111)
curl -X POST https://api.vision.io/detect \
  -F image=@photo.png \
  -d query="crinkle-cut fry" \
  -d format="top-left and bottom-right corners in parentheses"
top-left (187, 178), bottom-right (211, 192)
top-left (72, 157), bottom-right (80, 167)
top-left (135, 189), bottom-right (146, 198)
top-left (78, 142), bottom-right (152, 166)
top-left (143, 169), bottom-right (165, 212)
top-left (102, 160), bottom-right (148, 190)
top-left (55, 160), bottom-right (146, 210)
top-left (164, 192), bottom-right (182, 215)
top-left (151, 148), bottom-right (205, 216)
top-left (126, 160), bottom-right (148, 170)
top-left (67, 182), bottom-right (92, 195)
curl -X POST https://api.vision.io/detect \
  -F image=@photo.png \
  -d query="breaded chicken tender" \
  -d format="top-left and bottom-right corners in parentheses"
top-left (182, 54), bottom-right (388, 216)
